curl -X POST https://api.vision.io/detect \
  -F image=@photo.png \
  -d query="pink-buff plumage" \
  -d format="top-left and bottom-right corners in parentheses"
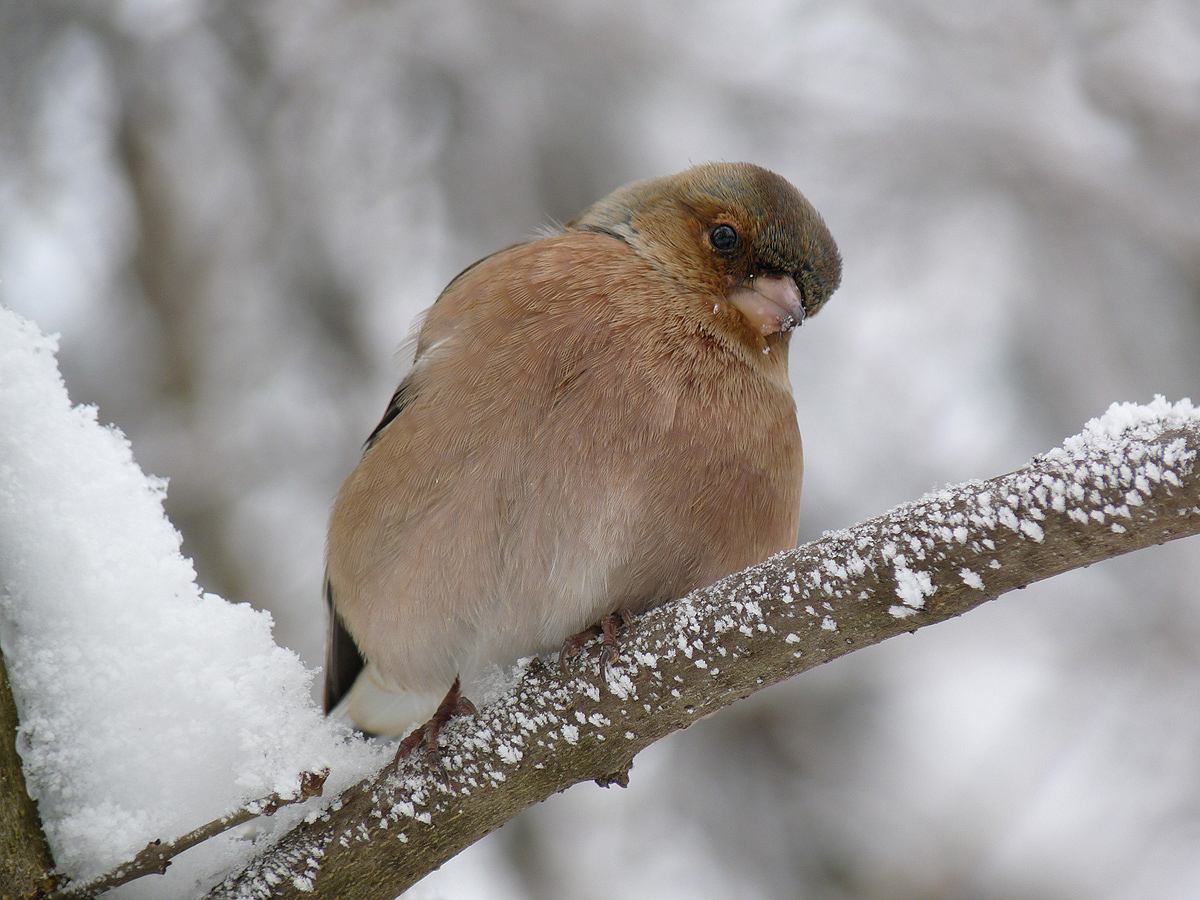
top-left (324, 162), bottom-right (842, 738)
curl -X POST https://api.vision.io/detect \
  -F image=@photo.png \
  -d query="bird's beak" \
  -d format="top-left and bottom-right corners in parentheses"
top-left (727, 274), bottom-right (805, 336)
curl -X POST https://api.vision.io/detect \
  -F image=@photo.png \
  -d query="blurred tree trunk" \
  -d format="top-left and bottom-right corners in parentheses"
top-left (0, 643), bottom-right (56, 899)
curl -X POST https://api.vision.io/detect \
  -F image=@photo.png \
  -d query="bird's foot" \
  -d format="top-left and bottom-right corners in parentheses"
top-left (388, 677), bottom-right (476, 773)
top-left (559, 608), bottom-right (634, 680)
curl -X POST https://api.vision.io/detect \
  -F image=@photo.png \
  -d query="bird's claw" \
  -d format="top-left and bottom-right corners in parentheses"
top-left (558, 624), bottom-right (602, 670)
top-left (560, 609), bottom-right (634, 681)
top-left (387, 678), bottom-right (475, 774)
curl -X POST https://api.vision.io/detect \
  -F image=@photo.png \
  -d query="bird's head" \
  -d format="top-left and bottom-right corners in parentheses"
top-left (568, 162), bottom-right (842, 341)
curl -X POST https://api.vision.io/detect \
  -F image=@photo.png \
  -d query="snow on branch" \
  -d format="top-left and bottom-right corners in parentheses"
top-left (208, 398), bottom-right (1200, 900)
top-left (0, 307), bottom-right (385, 890)
top-left (45, 771), bottom-right (329, 900)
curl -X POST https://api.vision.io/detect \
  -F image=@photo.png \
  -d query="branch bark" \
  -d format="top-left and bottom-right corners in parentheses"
top-left (208, 403), bottom-right (1200, 900)
top-left (0, 642), bottom-right (58, 899)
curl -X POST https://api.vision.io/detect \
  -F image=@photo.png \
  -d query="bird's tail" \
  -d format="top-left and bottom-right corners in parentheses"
top-left (330, 662), bottom-right (443, 738)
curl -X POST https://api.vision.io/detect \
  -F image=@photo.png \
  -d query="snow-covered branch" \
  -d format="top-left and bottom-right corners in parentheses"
top-left (209, 399), bottom-right (1200, 900)
top-left (46, 771), bottom-right (328, 900)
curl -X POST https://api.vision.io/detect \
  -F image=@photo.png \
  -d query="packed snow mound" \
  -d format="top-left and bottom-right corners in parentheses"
top-left (0, 307), bottom-right (383, 895)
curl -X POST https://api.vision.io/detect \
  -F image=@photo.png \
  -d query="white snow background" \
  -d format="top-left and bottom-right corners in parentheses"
top-left (2, 1), bottom-right (1200, 898)
top-left (0, 306), bottom-right (383, 896)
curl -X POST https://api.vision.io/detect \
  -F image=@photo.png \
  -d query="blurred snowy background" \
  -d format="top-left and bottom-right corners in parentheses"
top-left (2, 0), bottom-right (1200, 897)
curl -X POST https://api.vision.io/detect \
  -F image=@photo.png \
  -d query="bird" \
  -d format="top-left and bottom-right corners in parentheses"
top-left (323, 162), bottom-right (842, 754)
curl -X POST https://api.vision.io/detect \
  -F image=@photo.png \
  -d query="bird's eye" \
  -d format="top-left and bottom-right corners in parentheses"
top-left (708, 224), bottom-right (738, 252)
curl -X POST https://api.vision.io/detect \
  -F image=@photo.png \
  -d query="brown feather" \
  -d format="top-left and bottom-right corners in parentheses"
top-left (324, 162), bottom-right (840, 733)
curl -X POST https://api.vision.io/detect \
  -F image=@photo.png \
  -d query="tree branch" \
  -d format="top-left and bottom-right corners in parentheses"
top-left (44, 770), bottom-right (328, 900)
top-left (207, 402), bottom-right (1200, 900)
top-left (0, 641), bottom-right (58, 899)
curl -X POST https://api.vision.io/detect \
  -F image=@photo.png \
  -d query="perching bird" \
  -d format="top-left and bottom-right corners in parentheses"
top-left (324, 162), bottom-right (841, 747)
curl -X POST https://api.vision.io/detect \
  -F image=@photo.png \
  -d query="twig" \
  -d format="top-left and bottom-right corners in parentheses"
top-left (46, 769), bottom-right (328, 900)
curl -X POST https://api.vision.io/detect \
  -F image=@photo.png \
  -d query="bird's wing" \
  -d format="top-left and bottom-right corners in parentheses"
top-left (362, 376), bottom-right (416, 452)
top-left (323, 575), bottom-right (366, 713)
